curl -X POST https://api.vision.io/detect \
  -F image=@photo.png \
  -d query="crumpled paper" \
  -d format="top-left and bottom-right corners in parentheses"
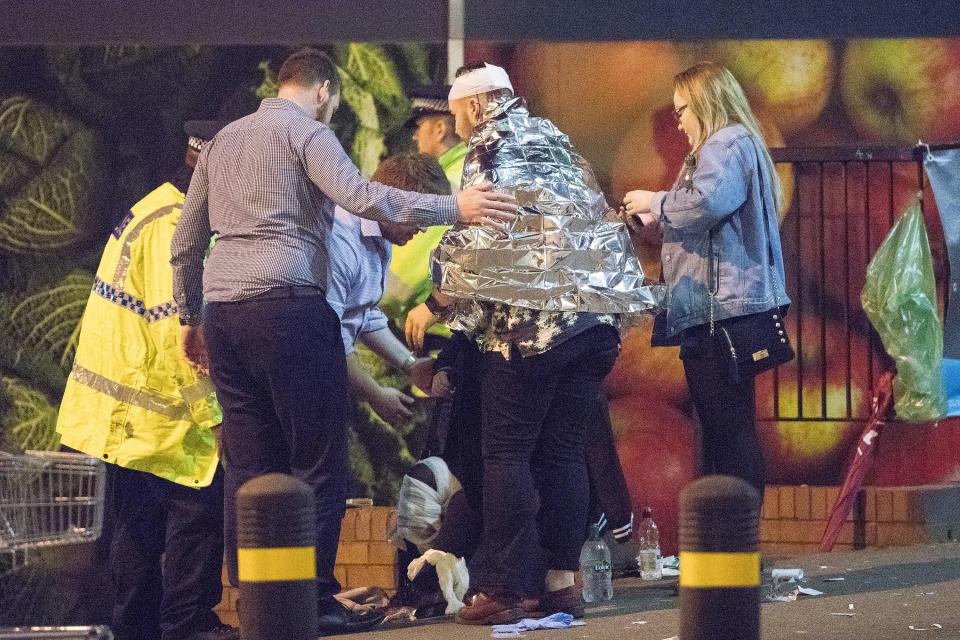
top-left (433, 96), bottom-right (662, 332)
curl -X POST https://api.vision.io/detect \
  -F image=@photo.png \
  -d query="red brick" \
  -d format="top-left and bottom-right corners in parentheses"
top-left (876, 489), bottom-right (894, 522)
top-left (334, 566), bottom-right (348, 586)
top-left (810, 487), bottom-right (828, 520)
top-left (218, 610), bottom-right (239, 628)
top-left (799, 521), bottom-right (826, 544)
top-left (779, 486), bottom-right (796, 519)
top-left (892, 489), bottom-right (909, 522)
top-left (837, 522), bottom-right (855, 545)
top-left (863, 487), bottom-right (877, 522)
top-left (371, 507), bottom-right (395, 542)
top-left (876, 523), bottom-right (927, 547)
top-left (369, 541), bottom-right (397, 566)
top-left (336, 541), bottom-right (369, 565)
top-left (347, 565), bottom-right (396, 591)
top-left (762, 487), bottom-right (778, 520)
top-left (794, 485), bottom-right (811, 520)
top-left (760, 519), bottom-right (780, 543)
top-left (215, 585), bottom-right (239, 612)
top-left (339, 509), bottom-right (357, 541)
top-left (354, 507), bottom-right (373, 541)
top-left (865, 522), bottom-right (878, 546)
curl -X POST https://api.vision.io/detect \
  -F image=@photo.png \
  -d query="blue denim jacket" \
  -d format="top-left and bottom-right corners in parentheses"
top-left (650, 124), bottom-right (790, 340)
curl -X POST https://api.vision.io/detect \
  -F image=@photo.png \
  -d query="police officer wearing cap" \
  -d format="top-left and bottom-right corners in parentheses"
top-left (383, 87), bottom-right (468, 317)
top-left (57, 120), bottom-right (238, 640)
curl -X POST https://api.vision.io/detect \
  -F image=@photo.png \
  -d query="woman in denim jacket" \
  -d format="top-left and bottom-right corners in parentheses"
top-left (622, 62), bottom-right (790, 496)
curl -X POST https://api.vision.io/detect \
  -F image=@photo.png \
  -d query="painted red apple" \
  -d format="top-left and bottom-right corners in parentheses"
top-left (605, 318), bottom-right (688, 406)
top-left (867, 417), bottom-right (960, 485)
top-left (708, 40), bottom-right (836, 136)
top-left (610, 395), bottom-right (698, 555)
top-left (509, 42), bottom-right (689, 187)
top-left (463, 41), bottom-right (514, 69)
top-left (611, 103), bottom-right (796, 219)
top-left (840, 38), bottom-right (960, 143)
top-left (756, 310), bottom-right (876, 484)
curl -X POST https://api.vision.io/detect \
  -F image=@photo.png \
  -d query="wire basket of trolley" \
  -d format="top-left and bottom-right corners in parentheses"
top-left (0, 450), bottom-right (112, 640)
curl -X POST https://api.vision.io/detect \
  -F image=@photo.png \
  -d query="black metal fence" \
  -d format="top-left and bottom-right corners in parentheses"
top-left (759, 143), bottom-right (958, 423)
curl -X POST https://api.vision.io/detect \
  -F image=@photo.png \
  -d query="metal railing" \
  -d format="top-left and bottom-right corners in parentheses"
top-left (758, 142), bottom-right (959, 423)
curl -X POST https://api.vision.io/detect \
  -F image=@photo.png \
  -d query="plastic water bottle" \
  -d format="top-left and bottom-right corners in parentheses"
top-left (579, 523), bottom-right (613, 602)
top-left (637, 507), bottom-right (662, 581)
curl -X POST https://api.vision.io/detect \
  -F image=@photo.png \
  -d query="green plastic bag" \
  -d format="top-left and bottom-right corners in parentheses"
top-left (861, 202), bottom-right (946, 421)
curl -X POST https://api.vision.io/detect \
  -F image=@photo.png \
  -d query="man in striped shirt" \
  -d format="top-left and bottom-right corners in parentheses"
top-left (170, 48), bottom-right (515, 636)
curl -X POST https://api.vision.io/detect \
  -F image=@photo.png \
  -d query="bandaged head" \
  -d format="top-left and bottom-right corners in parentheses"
top-left (448, 63), bottom-right (514, 100)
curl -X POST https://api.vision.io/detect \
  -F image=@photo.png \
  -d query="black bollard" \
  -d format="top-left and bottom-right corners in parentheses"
top-left (237, 473), bottom-right (317, 640)
top-left (679, 475), bottom-right (761, 640)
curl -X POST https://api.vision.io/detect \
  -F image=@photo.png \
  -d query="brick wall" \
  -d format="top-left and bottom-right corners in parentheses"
top-left (760, 484), bottom-right (960, 554)
top-left (215, 505), bottom-right (398, 627)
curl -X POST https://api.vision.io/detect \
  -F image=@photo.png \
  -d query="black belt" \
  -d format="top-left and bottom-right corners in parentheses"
top-left (244, 286), bottom-right (325, 302)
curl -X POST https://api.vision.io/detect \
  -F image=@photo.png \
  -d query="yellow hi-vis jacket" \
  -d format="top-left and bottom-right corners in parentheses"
top-left (56, 182), bottom-right (221, 488)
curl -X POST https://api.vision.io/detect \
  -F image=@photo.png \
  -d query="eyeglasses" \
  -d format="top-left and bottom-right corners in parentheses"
top-left (672, 104), bottom-right (688, 122)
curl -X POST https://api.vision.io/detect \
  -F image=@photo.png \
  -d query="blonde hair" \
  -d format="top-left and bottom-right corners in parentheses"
top-left (674, 62), bottom-right (782, 210)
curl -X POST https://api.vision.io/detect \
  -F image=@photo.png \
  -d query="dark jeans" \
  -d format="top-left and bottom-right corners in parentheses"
top-left (205, 292), bottom-right (350, 600)
top-left (109, 464), bottom-right (224, 640)
top-left (470, 325), bottom-right (620, 596)
top-left (680, 322), bottom-right (765, 496)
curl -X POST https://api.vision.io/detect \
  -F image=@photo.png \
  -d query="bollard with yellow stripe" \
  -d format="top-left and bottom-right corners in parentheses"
top-left (679, 475), bottom-right (761, 640)
top-left (237, 473), bottom-right (317, 640)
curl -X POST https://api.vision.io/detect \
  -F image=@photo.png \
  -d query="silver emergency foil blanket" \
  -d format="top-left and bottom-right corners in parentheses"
top-left (433, 97), bottom-right (661, 325)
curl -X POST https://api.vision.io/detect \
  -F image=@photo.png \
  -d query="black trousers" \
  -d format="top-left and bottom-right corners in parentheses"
top-left (470, 325), bottom-right (620, 596)
top-left (109, 464), bottom-right (224, 640)
top-left (680, 322), bottom-right (765, 496)
top-left (205, 293), bottom-right (350, 600)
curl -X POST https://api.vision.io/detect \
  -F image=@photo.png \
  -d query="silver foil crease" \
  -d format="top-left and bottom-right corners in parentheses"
top-left (433, 97), bottom-right (662, 330)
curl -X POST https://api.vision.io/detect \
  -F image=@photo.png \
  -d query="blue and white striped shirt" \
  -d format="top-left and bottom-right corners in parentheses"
top-left (325, 207), bottom-right (391, 355)
top-left (171, 98), bottom-right (458, 325)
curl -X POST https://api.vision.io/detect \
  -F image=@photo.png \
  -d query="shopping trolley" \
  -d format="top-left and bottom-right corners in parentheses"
top-left (0, 451), bottom-right (111, 640)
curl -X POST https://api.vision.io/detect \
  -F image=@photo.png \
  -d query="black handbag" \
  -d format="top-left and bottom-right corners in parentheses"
top-left (714, 307), bottom-right (794, 383)
top-left (710, 137), bottom-right (795, 384)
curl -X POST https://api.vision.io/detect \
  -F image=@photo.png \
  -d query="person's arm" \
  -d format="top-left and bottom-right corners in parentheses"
top-left (359, 325), bottom-right (434, 392)
top-left (648, 136), bottom-right (750, 235)
top-left (171, 147), bottom-right (212, 327)
top-left (298, 126), bottom-right (515, 227)
top-left (171, 149), bottom-right (213, 372)
top-left (346, 352), bottom-right (414, 427)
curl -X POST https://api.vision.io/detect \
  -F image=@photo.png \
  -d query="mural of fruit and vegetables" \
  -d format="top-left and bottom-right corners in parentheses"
top-left (1, 39), bottom-right (959, 564)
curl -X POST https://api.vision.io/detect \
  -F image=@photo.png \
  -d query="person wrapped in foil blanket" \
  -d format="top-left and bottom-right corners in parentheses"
top-left (431, 66), bottom-right (662, 333)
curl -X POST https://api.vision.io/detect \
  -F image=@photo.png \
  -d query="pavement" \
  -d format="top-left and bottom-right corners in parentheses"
top-left (346, 543), bottom-right (960, 640)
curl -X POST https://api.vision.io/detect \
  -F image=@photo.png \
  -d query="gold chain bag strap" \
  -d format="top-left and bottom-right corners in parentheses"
top-left (708, 136), bottom-right (795, 384)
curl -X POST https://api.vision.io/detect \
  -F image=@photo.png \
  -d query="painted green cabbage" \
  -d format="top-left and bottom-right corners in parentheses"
top-left (0, 96), bottom-right (108, 254)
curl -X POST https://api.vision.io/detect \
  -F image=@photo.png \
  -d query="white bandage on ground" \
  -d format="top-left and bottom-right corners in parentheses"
top-left (448, 63), bottom-right (514, 100)
top-left (407, 549), bottom-right (470, 614)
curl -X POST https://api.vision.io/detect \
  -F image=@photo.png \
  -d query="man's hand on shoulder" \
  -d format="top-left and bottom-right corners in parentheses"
top-left (456, 182), bottom-right (518, 228)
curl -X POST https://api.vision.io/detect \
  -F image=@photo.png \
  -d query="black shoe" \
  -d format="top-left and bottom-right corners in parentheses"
top-left (184, 623), bottom-right (240, 640)
top-left (317, 598), bottom-right (385, 636)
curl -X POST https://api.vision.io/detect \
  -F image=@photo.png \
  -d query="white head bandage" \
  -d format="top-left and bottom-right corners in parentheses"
top-left (448, 63), bottom-right (514, 101)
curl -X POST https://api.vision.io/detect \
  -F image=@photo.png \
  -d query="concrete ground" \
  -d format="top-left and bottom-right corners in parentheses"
top-left (347, 543), bottom-right (960, 640)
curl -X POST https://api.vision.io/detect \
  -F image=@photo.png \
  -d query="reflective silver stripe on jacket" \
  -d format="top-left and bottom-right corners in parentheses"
top-left (70, 364), bottom-right (186, 420)
top-left (112, 205), bottom-right (181, 288)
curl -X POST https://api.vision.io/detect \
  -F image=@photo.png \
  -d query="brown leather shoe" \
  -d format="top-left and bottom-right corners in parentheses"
top-left (521, 585), bottom-right (585, 618)
top-left (455, 591), bottom-right (523, 625)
